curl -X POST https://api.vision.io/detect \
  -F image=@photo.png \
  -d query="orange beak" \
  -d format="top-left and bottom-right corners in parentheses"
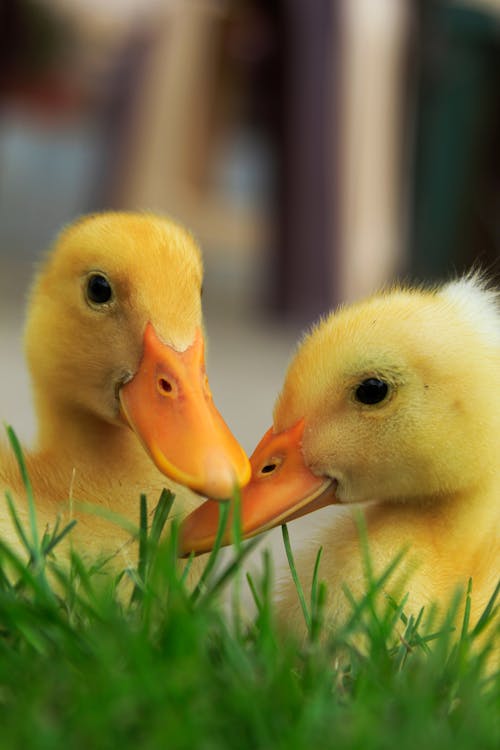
top-left (179, 418), bottom-right (338, 556)
top-left (119, 322), bottom-right (251, 499)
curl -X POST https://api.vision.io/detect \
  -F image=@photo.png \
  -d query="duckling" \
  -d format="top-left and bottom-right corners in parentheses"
top-left (180, 275), bottom-right (499, 642)
top-left (0, 211), bottom-right (250, 567)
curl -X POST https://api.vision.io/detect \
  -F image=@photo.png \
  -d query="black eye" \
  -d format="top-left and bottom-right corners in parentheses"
top-left (87, 274), bottom-right (112, 304)
top-left (355, 378), bottom-right (389, 405)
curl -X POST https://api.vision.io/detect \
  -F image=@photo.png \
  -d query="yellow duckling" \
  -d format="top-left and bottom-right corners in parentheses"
top-left (0, 211), bottom-right (250, 564)
top-left (181, 275), bottom-right (499, 639)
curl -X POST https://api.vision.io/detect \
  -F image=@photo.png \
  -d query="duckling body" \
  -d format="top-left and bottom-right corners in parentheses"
top-left (181, 275), bottom-right (499, 642)
top-left (0, 212), bottom-right (249, 568)
top-left (279, 483), bottom-right (498, 634)
top-left (0, 418), bottom-right (197, 566)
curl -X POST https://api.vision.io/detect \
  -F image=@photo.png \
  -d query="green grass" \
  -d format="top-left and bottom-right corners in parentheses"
top-left (0, 427), bottom-right (498, 750)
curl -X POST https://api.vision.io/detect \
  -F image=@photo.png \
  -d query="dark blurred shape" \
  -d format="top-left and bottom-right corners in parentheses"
top-left (89, 28), bottom-right (153, 210)
top-left (0, 0), bottom-right (71, 104)
top-left (267, 0), bottom-right (340, 324)
top-left (409, 1), bottom-right (500, 282)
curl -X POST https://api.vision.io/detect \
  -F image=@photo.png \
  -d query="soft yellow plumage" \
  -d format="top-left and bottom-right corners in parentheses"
top-left (0, 211), bottom-right (249, 570)
top-left (182, 274), bottom-right (499, 650)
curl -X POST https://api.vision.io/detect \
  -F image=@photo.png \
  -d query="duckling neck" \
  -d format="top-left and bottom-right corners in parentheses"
top-left (34, 402), bottom-right (159, 490)
top-left (376, 475), bottom-right (499, 543)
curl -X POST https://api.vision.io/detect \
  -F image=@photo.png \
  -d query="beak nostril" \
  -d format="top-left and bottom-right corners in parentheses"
top-left (259, 457), bottom-right (282, 477)
top-left (261, 463), bottom-right (277, 474)
top-left (158, 377), bottom-right (173, 395)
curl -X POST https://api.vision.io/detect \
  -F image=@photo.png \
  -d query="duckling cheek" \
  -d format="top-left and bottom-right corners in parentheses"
top-left (118, 323), bottom-right (250, 498)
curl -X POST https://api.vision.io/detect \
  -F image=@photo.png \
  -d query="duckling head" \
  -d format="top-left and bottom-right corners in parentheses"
top-left (24, 211), bottom-right (250, 498)
top-left (180, 274), bottom-right (500, 553)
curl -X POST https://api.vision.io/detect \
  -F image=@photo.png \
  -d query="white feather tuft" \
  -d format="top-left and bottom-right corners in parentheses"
top-left (440, 273), bottom-right (500, 347)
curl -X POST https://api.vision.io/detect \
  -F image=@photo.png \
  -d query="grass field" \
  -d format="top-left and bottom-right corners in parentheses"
top-left (0, 428), bottom-right (498, 749)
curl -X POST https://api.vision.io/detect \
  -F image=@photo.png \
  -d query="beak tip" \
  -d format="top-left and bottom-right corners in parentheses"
top-left (202, 449), bottom-right (251, 500)
top-left (239, 456), bottom-right (252, 488)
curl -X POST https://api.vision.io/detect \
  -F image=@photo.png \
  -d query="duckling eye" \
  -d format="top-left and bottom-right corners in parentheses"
top-left (86, 274), bottom-right (112, 305)
top-left (355, 378), bottom-right (389, 405)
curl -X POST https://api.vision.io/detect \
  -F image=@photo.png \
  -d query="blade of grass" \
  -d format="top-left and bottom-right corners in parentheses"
top-left (197, 536), bottom-right (262, 607)
top-left (310, 582), bottom-right (327, 643)
top-left (281, 524), bottom-right (311, 632)
top-left (0, 538), bottom-right (53, 600)
top-left (310, 546), bottom-right (323, 615)
top-left (66, 548), bottom-right (110, 604)
top-left (471, 579), bottom-right (499, 638)
top-left (179, 551), bottom-right (195, 586)
top-left (130, 490), bottom-right (177, 606)
top-left (130, 494), bottom-right (148, 605)
top-left (459, 578), bottom-right (473, 642)
top-left (5, 490), bottom-right (33, 557)
top-left (259, 548), bottom-right (275, 627)
top-left (73, 501), bottom-right (138, 537)
top-left (342, 547), bottom-right (408, 632)
top-left (309, 546), bottom-right (325, 643)
top-left (387, 593), bottom-right (451, 651)
top-left (190, 500), bottom-right (230, 603)
top-left (6, 425), bottom-right (40, 562)
top-left (246, 549), bottom-right (277, 651)
top-left (42, 519), bottom-right (78, 557)
top-left (231, 487), bottom-right (242, 554)
top-left (246, 571), bottom-right (263, 614)
top-left (390, 599), bottom-right (431, 667)
top-left (230, 488), bottom-right (244, 636)
top-left (149, 489), bottom-right (176, 548)
top-left (48, 562), bottom-right (104, 623)
top-left (40, 520), bottom-right (58, 555)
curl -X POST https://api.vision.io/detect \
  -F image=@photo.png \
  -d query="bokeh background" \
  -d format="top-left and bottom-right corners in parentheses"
top-left (1, 0), bottom-right (499, 456)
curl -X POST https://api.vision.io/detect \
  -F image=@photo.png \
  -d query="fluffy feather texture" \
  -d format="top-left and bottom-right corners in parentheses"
top-left (0, 212), bottom-right (209, 568)
top-left (274, 274), bottom-right (499, 640)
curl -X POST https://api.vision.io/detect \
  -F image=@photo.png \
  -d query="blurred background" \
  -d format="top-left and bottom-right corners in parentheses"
top-left (1, 0), bottom-right (499, 455)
